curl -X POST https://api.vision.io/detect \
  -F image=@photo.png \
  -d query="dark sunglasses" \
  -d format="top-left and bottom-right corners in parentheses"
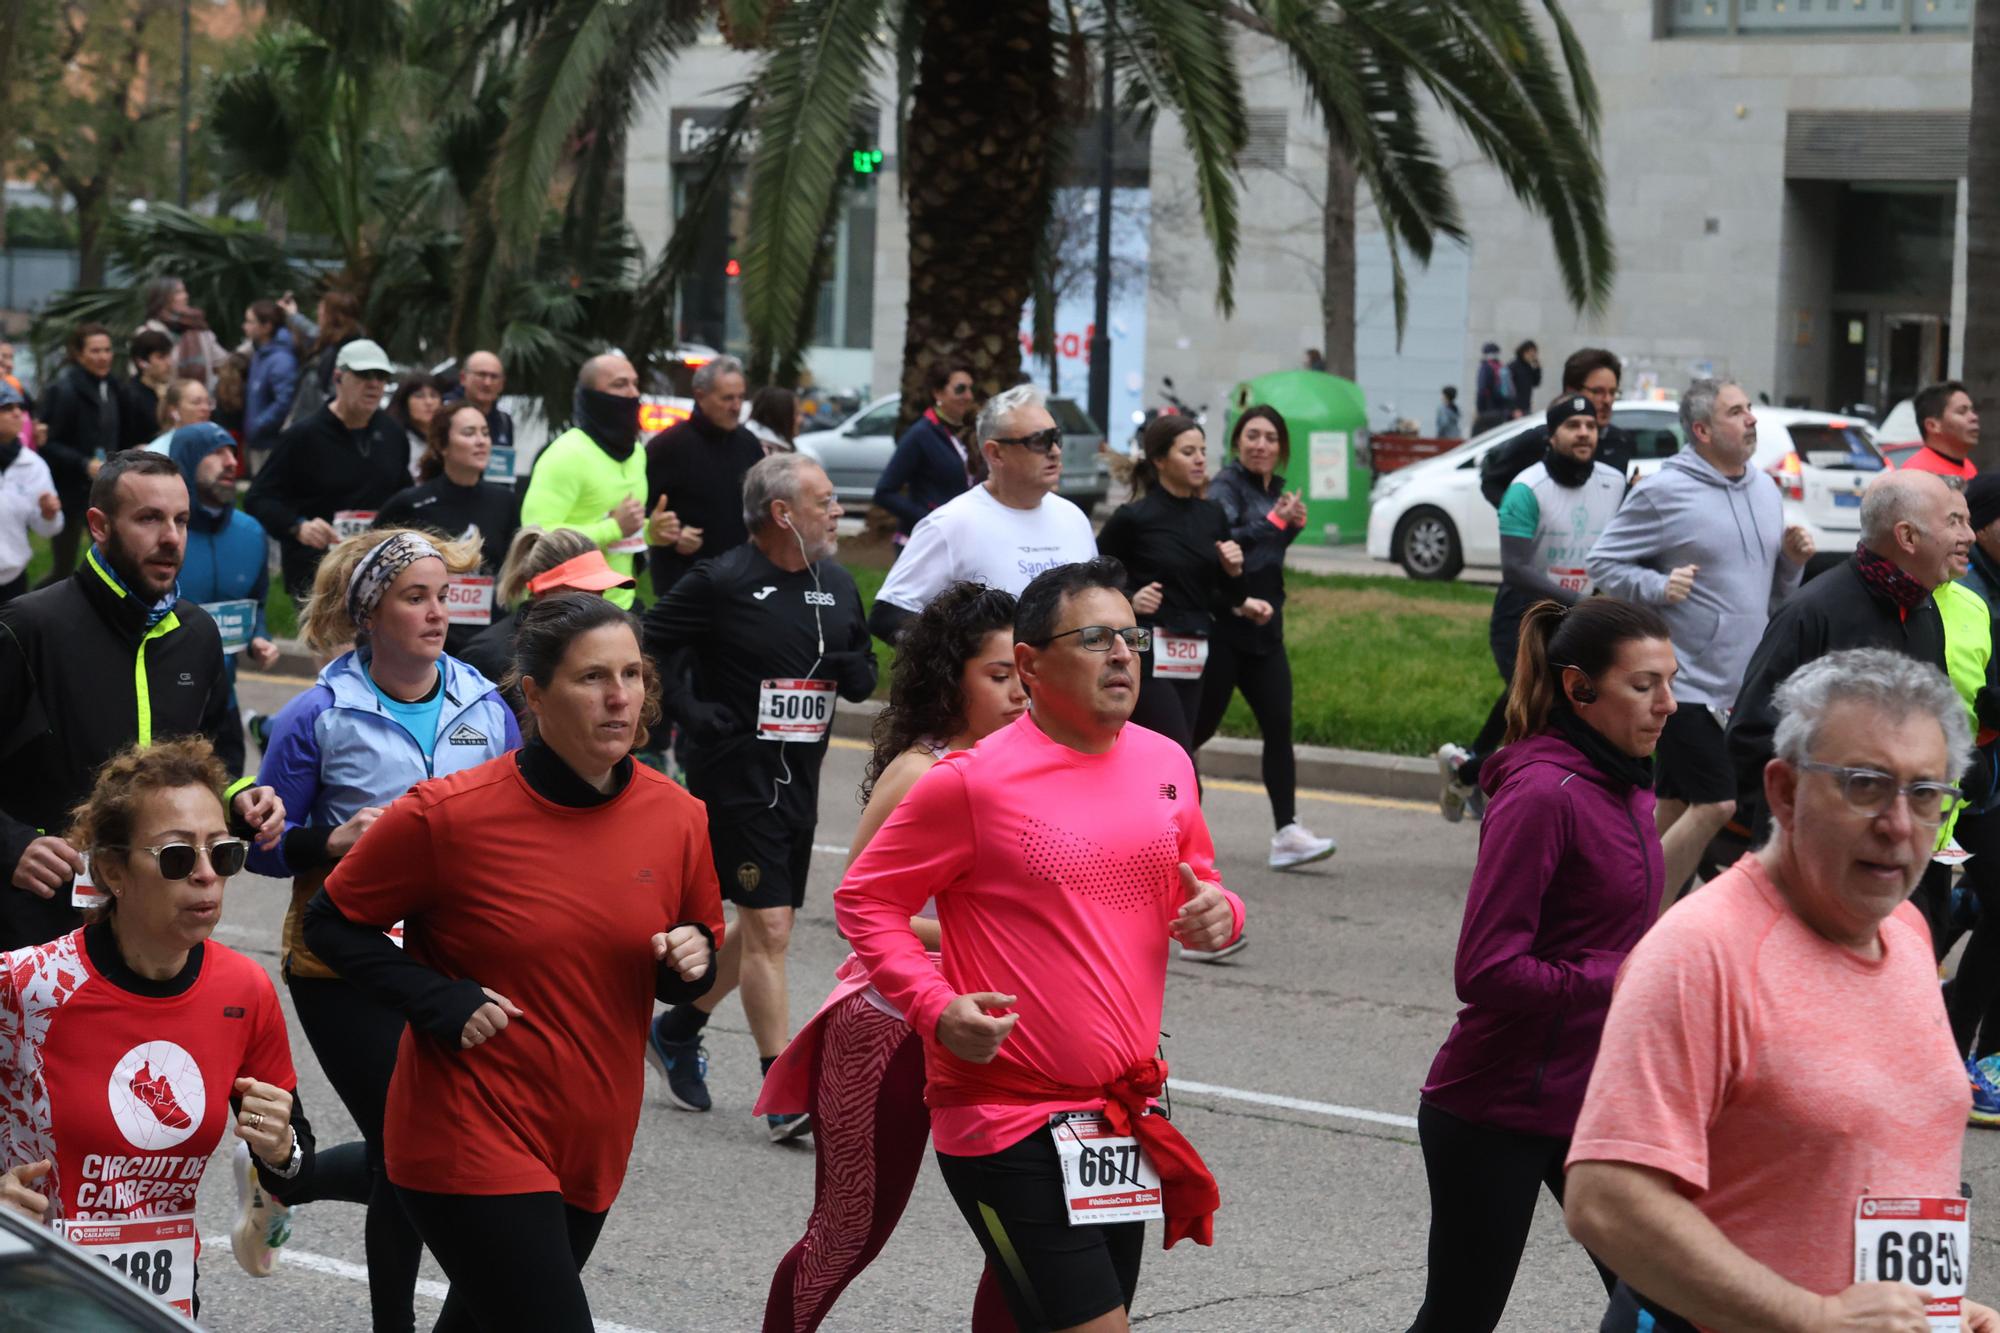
top-left (107, 839), bottom-right (250, 880)
top-left (992, 427), bottom-right (1063, 454)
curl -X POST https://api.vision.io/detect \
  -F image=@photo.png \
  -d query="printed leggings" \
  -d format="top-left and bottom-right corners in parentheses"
top-left (763, 991), bottom-right (1013, 1332)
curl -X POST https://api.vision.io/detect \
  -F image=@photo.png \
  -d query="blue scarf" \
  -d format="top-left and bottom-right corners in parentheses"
top-left (89, 545), bottom-right (181, 628)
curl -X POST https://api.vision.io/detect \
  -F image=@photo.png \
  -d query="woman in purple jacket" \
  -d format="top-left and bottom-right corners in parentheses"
top-left (1405, 596), bottom-right (1727, 1333)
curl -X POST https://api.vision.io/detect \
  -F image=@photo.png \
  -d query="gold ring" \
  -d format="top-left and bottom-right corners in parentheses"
top-left (250, 1113), bottom-right (264, 1128)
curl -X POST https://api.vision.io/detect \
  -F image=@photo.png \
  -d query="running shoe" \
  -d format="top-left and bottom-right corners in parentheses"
top-left (767, 1112), bottom-right (813, 1144)
top-left (645, 1019), bottom-right (711, 1113)
top-left (1177, 937), bottom-right (1249, 964)
top-left (1436, 743), bottom-right (1479, 824)
top-left (230, 1139), bottom-right (292, 1277)
top-left (1269, 822), bottom-right (1336, 870)
top-left (245, 710), bottom-right (273, 751)
top-left (1974, 1058), bottom-right (2000, 1128)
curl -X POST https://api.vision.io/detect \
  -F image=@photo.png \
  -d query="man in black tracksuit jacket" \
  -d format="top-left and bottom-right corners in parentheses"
top-left (645, 358), bottom-right (763, 596)
top-left (0, 452), bottom-right (283, 948)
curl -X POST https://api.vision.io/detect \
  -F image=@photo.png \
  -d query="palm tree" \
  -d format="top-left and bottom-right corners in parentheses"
top-left (491, 0), bottom-right (1612, 420)
top-left (1965, 0), bottom-right (2000, 468)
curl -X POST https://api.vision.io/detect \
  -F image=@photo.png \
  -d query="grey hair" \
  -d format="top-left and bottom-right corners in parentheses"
top-left (1859, 468), bottom-right (1951, 548)
top-left (1678, 376), bottom-right (1739, 442)
top-left (742, 451), bottom-right (821, 534)
top-left (976, 383), bottom-right (1045, 445)
top-left (692, 355), bottom-right (745, 396)
top-left (1771, 648), bottom-right (1972, 781)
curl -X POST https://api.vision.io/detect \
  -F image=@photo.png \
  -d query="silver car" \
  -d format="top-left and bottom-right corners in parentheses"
top-left (0, 1206), bottom-right (201, 1330)
top-left (795, 393), bottom-right (1111, 511)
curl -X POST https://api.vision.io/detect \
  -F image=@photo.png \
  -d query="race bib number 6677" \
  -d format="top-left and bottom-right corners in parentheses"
top-left (1855, 1196), bottom-right (1968, 1331)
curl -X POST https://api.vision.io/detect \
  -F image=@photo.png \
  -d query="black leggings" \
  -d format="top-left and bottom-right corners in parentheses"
top-left (1950, 809), bottom-right (2000, 1057)
top-left (396, 1187), bottom-right (608, 1333)
top-left (1128, 640), bottom-right (1204, 766)
top-left (1405, 1101), bottom-right (1614, 1333)
top-left (1461, 594), bottom-right (1527, 787)
top-left (1192, 630), bottom-right (1298, 830)
top-left (285, 973), bottom-right (425, 1333)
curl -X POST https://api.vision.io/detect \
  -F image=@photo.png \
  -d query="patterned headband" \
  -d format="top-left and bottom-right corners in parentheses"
top-left (346, 531), bottom-right (442, 624)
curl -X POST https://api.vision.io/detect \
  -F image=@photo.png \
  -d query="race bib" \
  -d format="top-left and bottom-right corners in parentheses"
top-left (200, 598), bottom-right (258, 655)
top-left (757, 678), bottom-right (835, 742)
top-left (606, 533), bottom-right (648, 555)
top-left (60, 1213), bottom-right (197, 1315)
top-left (1050, 1111), bottom-right (1163, 1226)
top-left (388, 919), bottom-right (404, 949)
top-left (1855, 1196), bottom-right (1968, 1331)
top-left (332, 510), bottom-right (376, 540)
top-left (483, 445), bottom-right (516, 483)
top-left (1153, 633), bottom-right (1209, 680)
top-left (1548, 565), bottom-right (1589, 595)
top-left (444, 576), bottom-right (495, 626)
top-left (71, 852), bottom-right (105, 911)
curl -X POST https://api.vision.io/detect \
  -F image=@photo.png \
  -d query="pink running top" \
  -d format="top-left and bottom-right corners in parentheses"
top-left (835, 712), bottom-right (1244, 1156)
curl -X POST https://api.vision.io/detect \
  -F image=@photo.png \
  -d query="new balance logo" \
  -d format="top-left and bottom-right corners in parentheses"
top-left (447, 723), bottom-right (488, 746)
top-left (1159, 784), bottom-right (1177, 800)
top-left (752, 586), bottom-right (776, 601)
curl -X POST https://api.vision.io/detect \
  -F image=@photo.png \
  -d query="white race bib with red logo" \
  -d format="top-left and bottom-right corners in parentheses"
top-left (1152, 633), bottom-right (1209, 680)
top-left (1855, 1196), bottom-right (1968, 1331)
top-left (757, 678), bottom-right (834, 742)
top-left (606, 533), bottom-right (647, 555)
top-left (444, 576), bottom-right (494, 626)
top-left (332, 510), bottom-right (376, 540)
top-left (60, 1213), bottom-right (197, 1315)
top-left (1050, 1111), bottom-right (1163, 1226)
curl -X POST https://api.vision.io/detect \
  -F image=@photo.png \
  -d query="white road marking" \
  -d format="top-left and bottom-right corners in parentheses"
top-left (201, 1237), bottom-right (659, 1333)
top-left (1170, 1079), bottom-right (1419, 1131)
top-left (811, 843), bottom-right (848, 856)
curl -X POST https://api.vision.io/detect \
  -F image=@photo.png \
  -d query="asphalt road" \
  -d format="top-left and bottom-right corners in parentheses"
top-left (169, 672), bottom-right (2000, 1332)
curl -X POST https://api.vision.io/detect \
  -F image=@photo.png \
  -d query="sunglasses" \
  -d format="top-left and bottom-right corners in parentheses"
top-left (106, 839), bottom-right (250, 880)
top-left (992, 427), bottom-right (1063, 454)
top-left (1031, 625), bottom-right (1152, 652)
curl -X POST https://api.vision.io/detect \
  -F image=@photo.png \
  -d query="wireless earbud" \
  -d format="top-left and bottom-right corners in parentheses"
top-left (1570, 684), bottom-right (1597, 705)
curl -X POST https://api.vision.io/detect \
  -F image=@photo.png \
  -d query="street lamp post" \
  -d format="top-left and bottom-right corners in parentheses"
top-left (1087, 0), bottom-right (1115, 438)
top-left (177, 0), bottom-right (191, 207)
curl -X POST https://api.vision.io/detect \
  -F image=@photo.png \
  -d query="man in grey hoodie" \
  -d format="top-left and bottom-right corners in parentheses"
top-left (1587, 378), bottom-right (1815, 832)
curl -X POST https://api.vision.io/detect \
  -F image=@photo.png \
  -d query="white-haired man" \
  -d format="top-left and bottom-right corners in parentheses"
top-left (1566, 649), bottom-right (2000, 1333)
top-left (868, 383), bottom-right (1097, 645)
top-left (646, 354), bottom-right (761, 595)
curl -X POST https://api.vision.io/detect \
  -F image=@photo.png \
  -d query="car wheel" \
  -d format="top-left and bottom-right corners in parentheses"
top-left (1395, 506), bottom-right (1463, 581)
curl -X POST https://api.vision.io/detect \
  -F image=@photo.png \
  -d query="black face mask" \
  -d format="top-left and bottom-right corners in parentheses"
top-left (573, 385), bottom-right (642, 460)
top-left (1543, 442), bottom-right (1596, 488)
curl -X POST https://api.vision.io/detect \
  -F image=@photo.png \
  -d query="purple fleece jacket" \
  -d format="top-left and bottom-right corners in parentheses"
top-left (1420, 729), bottom-right (1663, 1137)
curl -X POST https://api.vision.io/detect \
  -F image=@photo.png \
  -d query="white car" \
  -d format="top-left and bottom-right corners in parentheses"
top-left (1364, 402), bottom-right (1885, 581)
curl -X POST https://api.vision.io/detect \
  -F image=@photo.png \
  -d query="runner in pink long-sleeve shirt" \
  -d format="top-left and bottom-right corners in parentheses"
top-left (836, 558), bottom-right (1243, 1333)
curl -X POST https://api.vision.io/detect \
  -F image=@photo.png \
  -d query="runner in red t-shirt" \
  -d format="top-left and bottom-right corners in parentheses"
top-left (1900, 380), bottom-right (1981, 485)
top-left (0, 740), bottom-right (317, 1317)
top-left (308, 594), bottom-right (724, 1333)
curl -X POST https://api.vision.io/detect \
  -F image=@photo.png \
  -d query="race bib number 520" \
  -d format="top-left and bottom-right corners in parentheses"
top-left (1855, 1196), bottom-right (1968, 1331)
top-left (60, 1214), bottom-right (197, 1315)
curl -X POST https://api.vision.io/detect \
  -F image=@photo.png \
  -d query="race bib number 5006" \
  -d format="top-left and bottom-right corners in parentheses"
top-left (1855, 1196), bottom-right (1968, 1331)
top-left (758, 678), bottom-right (835, 742)
top-left (60, 1214), bottom-right (197, 1315)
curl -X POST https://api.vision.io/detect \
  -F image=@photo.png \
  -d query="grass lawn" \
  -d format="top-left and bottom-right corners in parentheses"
top-left (23, 532), bottom-right (1496, 758)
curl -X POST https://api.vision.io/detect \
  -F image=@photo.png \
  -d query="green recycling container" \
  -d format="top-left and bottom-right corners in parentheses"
top-left (1225, 370), bottom-right (1370, 546)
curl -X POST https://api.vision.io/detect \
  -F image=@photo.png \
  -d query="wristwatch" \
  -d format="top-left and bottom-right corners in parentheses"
top-left (266, 1129), bottom-right (304, 1180)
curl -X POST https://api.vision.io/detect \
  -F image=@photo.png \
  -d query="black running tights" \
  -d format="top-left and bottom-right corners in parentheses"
top-left (396, 1187), bottom-right (609, 1333)
top-left (1192, 633), bottom-right (1299, 831)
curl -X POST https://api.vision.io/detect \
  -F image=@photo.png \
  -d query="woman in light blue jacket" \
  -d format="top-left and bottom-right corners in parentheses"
top-left (246, 527), bottom-right (518, 1330)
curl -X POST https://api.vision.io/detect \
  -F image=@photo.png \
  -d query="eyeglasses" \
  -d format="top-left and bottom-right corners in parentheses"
top-left (1031, 625), bottom-right (1151, 652)
top-left (1796, 761), bottom-right (1964, 826)
top-left (104, 839), bottom-right (250, 880)
top-left (991, 427), bottom-right (1063, 454)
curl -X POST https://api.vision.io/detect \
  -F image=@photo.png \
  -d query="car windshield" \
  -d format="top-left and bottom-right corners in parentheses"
top-left (1789, 422), bottom-right (1886, 472)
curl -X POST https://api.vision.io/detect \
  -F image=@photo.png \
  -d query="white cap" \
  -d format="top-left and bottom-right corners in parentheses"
top-left (334, 339), bottom-right (394, 375)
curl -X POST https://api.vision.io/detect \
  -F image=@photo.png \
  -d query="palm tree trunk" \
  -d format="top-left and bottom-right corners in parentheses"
top-left (1968, 0), bottom-right (2000, 470)
top-left (1320, 143), bottom-right (1358, 380)
top-left (897, 0), bottom-right (1057, 425)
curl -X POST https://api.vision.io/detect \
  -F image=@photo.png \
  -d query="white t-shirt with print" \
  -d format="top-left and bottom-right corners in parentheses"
top-left (875, 483), bottom-right (1098, 612)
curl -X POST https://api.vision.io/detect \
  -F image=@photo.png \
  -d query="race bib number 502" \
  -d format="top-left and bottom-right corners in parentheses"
top-left (1855, 1196), bottom-right (1968, 1331)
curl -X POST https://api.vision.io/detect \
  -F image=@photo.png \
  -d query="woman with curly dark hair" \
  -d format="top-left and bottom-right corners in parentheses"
top-left (758, 580), bottom-right (1023, 1333)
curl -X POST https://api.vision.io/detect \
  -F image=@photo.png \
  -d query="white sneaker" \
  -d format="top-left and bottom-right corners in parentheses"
top-left (1268, 822), bottom-right (1336, 870)
top-left (230, 1139), bottom-right (291, 1277)
top-left (1436, 743), bottom-right (1477, 824)
top-left (1177, 937), bottom-right (1249, 964)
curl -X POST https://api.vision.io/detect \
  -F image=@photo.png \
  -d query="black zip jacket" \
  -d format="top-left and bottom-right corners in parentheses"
top-left (246, 405), bottom-right (412, 598)
top-left (1096, 487), bottom-right (1247, 636)
top-left (38, 363), bottom-right (124, 503)
top-left (1726, 556), bottom-right (1948, 836)
top-left (642, 542), bottom-right (875, 824)
top-left (644, 414), bottom-right (764, 594)
top-left (0, 557), bottom-right (247, 947)
top-left (375, 475), bottom-right (521, 656)
top-left (1209, 461), bottom-right (1302, 653)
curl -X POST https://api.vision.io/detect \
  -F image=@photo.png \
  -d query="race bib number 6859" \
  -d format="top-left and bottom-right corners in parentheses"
top-left (1855, 1196), bottom-right (1968, 1331)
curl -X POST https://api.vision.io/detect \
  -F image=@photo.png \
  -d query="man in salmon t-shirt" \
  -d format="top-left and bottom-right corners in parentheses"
top-left (1564, 648), bottom-right (2000, 1333)
top-left (836, 556), bottom-right (1244, 1333)
top-left (1902, 380), bottom-right (1981, 485)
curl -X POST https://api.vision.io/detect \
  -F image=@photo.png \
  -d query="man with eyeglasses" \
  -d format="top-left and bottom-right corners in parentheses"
top-left (837, 557), bottom-right (1242, 1333)
top-left (643, 453), bottom-right (875, 1142)
top-left (1565, 649), bottom-right (2000, 1333)
top-left (1728, 470), bottom-right (1966, 940)
top-left (246, 339), bottom-right (415, 600)
top-left (1477, 347), bottom-right (1636, 509)
top-left (454, 350), bottom-right (515, 461)
top-left (869, 383), bottom-right (1096, 646)
top-left (0, 450), bottom-right (284, 950)
top-left (873, 361), bottom-right (978, 539)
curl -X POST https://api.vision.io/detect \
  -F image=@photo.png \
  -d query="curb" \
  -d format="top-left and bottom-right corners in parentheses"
top-left (249, 643), bottom-right (1438, 805)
